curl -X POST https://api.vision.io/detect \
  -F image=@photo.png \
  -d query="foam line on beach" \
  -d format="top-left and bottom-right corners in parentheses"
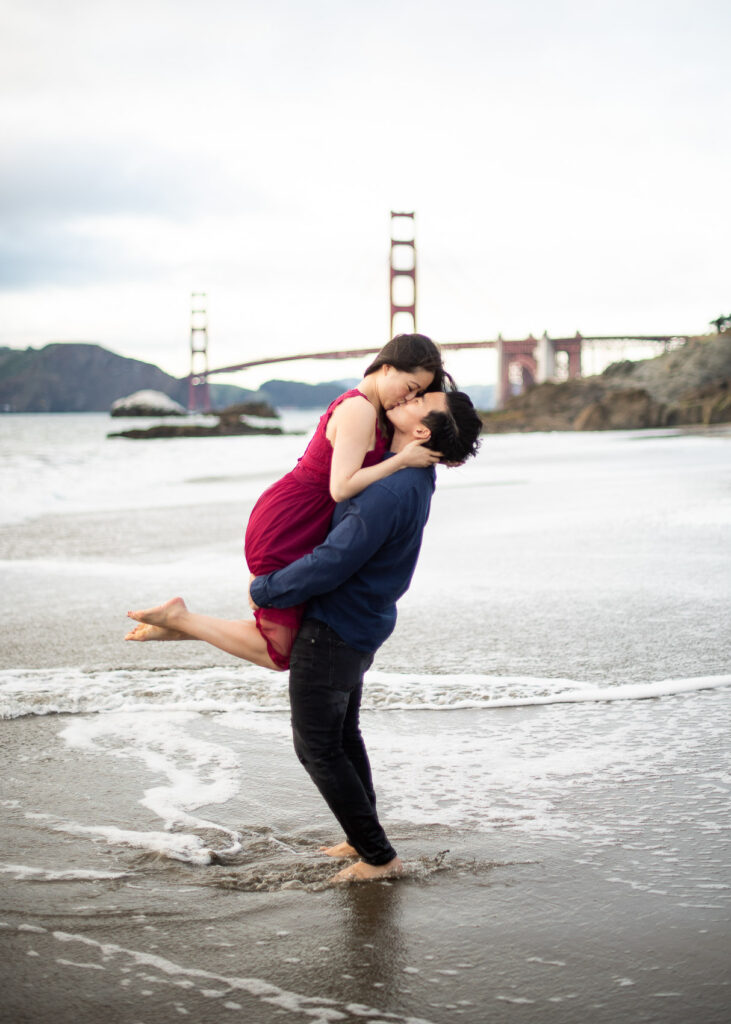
top-left (23, 811), bottom-right (227, 866)
top-left (51, 822), bottom-right (221, 865)
top-left (57, 711), bottom-right (244, 863)
top-left (1, 666), bottom-right (729, 720)
top-left (0, 863), bottom-right (130, 881)
top-left (6, 923), bottom-right (437, 1024)
top-left (365, 672), bottom-right (731, 709)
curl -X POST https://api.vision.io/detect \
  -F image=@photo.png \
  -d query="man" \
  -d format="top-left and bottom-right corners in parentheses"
top-left (249, 390), bottom-right (482, 883)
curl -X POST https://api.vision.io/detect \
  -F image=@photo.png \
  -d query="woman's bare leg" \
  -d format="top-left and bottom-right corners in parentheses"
top-left (126, 597), bottom-right (283, 671)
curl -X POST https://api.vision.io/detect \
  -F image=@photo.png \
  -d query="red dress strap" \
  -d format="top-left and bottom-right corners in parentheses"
top-left (293, 389), bottom-right (387, 486)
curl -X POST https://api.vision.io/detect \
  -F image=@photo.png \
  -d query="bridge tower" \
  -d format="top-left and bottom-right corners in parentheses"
top-left (188, 291), bottom-right (211, 412)
top-left (389, 211), bottom-right (417, 336)
top-left (497, 335), bottom-right (539, 407)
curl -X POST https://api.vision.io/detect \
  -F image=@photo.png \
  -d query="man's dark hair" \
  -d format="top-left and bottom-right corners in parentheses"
top-left (422, 391), bottom-right (482, 464)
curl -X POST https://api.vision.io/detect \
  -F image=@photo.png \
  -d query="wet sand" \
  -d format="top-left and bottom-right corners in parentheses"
top-left (2, 708), bottom-right (729, 1024)
top-left (2, 427), bottom-right (730, 1022)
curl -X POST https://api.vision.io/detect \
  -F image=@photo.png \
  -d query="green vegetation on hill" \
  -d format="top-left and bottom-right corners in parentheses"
top-left (0, 341), bottom-right (495, 414)
top-left (258, 378), bottom-right (357, 409)
top-left (0, 343), bottom-right (256, 413)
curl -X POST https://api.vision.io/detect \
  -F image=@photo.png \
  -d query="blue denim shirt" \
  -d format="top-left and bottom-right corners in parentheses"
top-left (250, 460), bottom-right (436, 653)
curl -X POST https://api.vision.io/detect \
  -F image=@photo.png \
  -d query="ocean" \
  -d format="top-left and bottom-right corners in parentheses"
top-left (1, 413), bottom-right (729, 1023)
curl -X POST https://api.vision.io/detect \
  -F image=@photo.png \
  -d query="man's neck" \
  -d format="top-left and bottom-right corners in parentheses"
top-left (389, 430), bottom-right (413, 454)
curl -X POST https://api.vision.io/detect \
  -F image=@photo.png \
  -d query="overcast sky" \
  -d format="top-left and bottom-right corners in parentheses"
top-left (1, 0), bottom-right (728, 387)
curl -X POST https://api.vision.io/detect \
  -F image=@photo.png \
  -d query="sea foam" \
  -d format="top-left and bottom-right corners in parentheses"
top-left (1, 665), bottom-right (728, 720)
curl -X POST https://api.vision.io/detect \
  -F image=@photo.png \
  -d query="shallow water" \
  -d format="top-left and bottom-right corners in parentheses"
top-left (1, 416), bottom-right (729, 1022)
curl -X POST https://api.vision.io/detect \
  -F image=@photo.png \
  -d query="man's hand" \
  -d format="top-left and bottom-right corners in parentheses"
top-left (248, 573), bottom-right (260, 611)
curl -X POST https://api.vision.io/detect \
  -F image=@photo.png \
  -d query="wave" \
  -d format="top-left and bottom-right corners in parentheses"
top-left (6, 926), bottom-right (442, 1024)
top-left (0, 863), bottom-right (130, 882)
top-left (1, 665), bottom-right (729, 720)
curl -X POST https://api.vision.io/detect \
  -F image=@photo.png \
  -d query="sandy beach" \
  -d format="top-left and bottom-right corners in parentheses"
top-left (2, 695), bottom-right (729, 1024)
top-left (1, 419), bottom-right (730, 1023)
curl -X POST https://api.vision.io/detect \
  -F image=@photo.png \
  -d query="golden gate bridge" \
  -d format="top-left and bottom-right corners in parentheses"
top-left (187, 214), bottom-right (689, 411)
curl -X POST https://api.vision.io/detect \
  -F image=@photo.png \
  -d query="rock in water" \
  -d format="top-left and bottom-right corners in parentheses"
top-left (110, 390), bottom-right (187, 417)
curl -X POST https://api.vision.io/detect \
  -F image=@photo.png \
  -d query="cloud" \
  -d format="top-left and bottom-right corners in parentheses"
top-left (0, 136), bottom-right (274, 287)
top-left (1, 0), bottom-right (729, 351)
top-left (0, 222), bottom-right (121, 288)
top-left (1, 144), bottom-right (198, 223)
top-left (1, 113), bottom-right (287, 219)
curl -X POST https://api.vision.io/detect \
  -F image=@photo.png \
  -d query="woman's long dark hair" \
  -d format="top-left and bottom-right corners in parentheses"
top-left (365, 333), bottom-right (455, 439)
top-left (365, 333), bottom-right (455, 393)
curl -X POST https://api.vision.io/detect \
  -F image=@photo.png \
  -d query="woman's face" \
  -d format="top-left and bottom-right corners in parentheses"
top-left (379, 365), bottom-right (435, 410)
top-left (386, 391), bottom-right (447, 432)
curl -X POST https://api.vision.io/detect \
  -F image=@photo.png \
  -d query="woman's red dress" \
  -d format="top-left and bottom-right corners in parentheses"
top-left (244, 389), bottom-right (388, 668)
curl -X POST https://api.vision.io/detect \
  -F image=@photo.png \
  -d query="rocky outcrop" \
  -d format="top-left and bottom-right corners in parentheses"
top-left (108, 401), bottom-right (282, 439)
top-left (110, 390), bottom-right (187, 417)
top-left (109, 421), bottom-right (283, 439)
top-left (480, 331), bottom-right (731, 432)
top-left (663, 377), bottom-right (731, 427)
top-left (215, 401), bottom-right (279, 422)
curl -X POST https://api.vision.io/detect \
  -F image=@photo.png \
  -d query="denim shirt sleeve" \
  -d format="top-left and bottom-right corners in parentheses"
top-left (250, 484), bottom-right (402, 610)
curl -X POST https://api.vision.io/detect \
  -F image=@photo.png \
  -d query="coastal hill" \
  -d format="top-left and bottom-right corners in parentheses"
top-left (481, 331), bottom-right (731, 432)
top-left (18, 333), bottom-right (726, 428)
top-left (0, 342), bottom-right (355, 413)
top-left (0, 343), bottom-right (257, 413)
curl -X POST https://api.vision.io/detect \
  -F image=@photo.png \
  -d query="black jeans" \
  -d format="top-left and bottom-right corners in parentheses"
top-left (288, 618), bottom-right (397, 867)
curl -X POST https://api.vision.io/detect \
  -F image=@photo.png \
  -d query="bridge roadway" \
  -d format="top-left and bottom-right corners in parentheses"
top-left (201, 335), bottom-right (684, 379)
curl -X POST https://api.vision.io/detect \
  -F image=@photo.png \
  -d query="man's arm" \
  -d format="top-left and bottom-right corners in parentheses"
top-left (250, 483), bottom-right (407, 610)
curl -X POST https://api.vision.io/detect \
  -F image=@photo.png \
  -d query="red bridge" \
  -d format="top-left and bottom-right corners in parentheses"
top-left (187, 216), bottom-right (688, 410)
top-left (192, 332), bottom-right (686, 410)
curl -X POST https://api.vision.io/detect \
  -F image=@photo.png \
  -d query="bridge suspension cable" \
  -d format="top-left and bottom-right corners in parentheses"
top-left (201, 334), bottom-right (685, 379)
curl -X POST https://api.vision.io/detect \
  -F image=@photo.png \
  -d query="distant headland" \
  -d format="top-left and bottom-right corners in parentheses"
top-left (0, 342), bottom-right (365, 414)
top-left (3, 335), bottom-right (726, 432)
top-left (0, 341), bottom-right (497, 415)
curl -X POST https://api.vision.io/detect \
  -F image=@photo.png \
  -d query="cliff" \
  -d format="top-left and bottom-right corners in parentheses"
top-left (480, 331), bottom-right (731, 432)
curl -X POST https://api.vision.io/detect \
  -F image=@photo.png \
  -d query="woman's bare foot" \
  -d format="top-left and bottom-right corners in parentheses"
top-left (127, 596), bottom-right (188, 633)
top-left (319, 841), bottom-right (358, 859)
top-left (329, 856), bottom-right (403, 884)
top-left (124, 622), bottom-right (188, 642)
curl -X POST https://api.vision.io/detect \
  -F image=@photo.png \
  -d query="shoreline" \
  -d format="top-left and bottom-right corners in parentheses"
top-left (2, 699), bottom-right (729, 1024)
top-left (1, 424), bottom-right (729, 1023)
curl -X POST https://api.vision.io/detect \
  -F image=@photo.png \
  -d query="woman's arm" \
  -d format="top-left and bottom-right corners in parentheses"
top-left (328, 397), bottom-right (439, 502)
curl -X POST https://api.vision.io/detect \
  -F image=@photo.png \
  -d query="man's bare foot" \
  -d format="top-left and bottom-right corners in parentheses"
top-left (319, 841), bottom-right (358, 859)
top-left (329, 856), bottom-right (403, 884)
top-left (124, 622), bottom-right (188, 642)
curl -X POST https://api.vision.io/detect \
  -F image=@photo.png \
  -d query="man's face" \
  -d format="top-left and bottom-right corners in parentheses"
top-left (386, 391), bottom-right (447, 436)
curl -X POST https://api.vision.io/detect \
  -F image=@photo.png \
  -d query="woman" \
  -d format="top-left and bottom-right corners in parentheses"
top-left (126, 334), bottom-right (452, 670)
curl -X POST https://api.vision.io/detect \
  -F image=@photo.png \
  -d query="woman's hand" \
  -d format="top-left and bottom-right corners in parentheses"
top-left (248, 573), bottom-right (260, 612)
top-left (398, 439), bottom-right (441, 468)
